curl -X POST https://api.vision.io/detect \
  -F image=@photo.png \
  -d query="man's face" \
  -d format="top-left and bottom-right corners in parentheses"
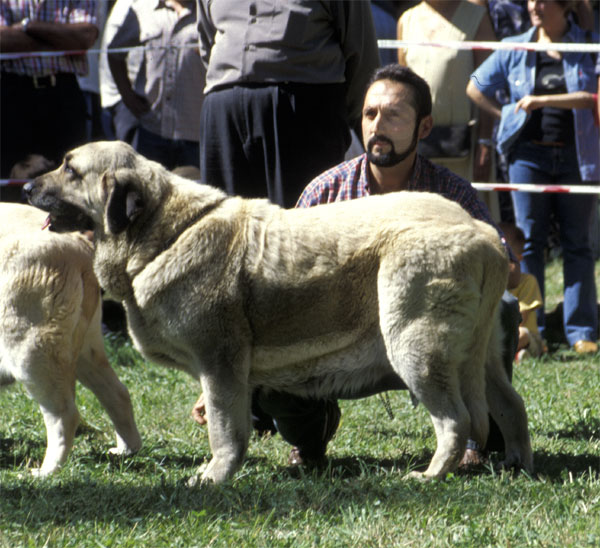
top-left (361, 79), bottom-right (421, 168)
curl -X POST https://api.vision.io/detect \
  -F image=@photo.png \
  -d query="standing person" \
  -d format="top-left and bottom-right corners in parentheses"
top-left (0, 0), bottom-right (98, 178)
top-left (396, 1), bottom-right (497, 192)
top-left (99, 0), bottom-right (141, 143)
top-left (194, 64), bottom-right (522, 468)
top-left (77, 0), bottom-right (110, 142)
top-left (196, 0), bottom-right (380, 207)
top-left (108, 0), bottom-right (205, 170)
top-left (467, 0), bottom-right (599, 354)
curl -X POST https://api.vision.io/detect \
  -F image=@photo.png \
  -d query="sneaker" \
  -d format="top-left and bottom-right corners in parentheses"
top-left (573, 340), bottom-right (598, 354)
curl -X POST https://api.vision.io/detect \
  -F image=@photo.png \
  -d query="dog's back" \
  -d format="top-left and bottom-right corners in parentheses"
top-left (0, 203), bottom-right (141, 476)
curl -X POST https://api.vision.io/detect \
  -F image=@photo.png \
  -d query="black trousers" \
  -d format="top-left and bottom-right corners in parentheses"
top-left (199, 83), bottom-right (351, 208)
top-left (1, 72), bottom-right (87, 178)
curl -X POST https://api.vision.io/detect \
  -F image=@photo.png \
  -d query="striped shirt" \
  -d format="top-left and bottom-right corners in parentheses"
top-left (0, 0), bottom-right (96, 77)
top-left (297, 153), bottom-right (514, 261)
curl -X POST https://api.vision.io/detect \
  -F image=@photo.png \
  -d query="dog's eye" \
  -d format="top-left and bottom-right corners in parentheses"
top-left (64, 164), bottom-right (78, 178)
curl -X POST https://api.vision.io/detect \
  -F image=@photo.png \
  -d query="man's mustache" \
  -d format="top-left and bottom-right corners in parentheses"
top-left (367, 135), bottom-right (394, 151)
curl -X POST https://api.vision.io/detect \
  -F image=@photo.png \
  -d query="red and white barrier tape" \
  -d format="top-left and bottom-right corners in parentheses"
top-left (2, 179), bottom-right (599, 194)
top-left (473, 182), bottom-right (600, 194)
top-left (379, 39), bottom-right (600, 54)
top-left (0, 39), bottom-right (598, 62)
top-left (0, 179), bottom-right (28, 187)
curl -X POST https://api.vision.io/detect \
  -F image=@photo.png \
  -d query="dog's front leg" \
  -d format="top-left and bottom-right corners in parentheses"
top-left (189, 374), bottom-right (252, 485)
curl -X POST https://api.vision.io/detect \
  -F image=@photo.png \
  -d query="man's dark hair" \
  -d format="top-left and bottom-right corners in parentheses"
top-left (367, 64), bottom-right (432, 122)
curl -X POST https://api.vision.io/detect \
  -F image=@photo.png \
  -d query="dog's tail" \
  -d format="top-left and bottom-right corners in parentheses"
top-left (459, 235), bottom-right (508, 449)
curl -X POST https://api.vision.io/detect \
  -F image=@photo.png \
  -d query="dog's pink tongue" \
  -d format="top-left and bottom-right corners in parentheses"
top-left (41, 216), bottom-right (51, 230)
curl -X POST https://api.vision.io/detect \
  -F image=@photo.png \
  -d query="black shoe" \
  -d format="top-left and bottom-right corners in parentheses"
top-left (287, 399), bottom-right (341, 466)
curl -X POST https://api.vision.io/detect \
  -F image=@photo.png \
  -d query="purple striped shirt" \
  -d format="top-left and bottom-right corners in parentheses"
top-left (0, 0), bottom-right (96, 77)
top-left (297, 153), bottom-right (514, 261)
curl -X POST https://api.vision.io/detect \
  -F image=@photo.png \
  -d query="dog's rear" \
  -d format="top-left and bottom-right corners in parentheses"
top-left (457, 224), bottom-right (533, 474)
top-left (0, 204), bottom-right (141, 476)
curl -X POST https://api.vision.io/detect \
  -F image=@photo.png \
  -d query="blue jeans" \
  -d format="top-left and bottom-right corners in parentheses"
top-left (136, 127), bottom-right (199, 171)
top-left (509, 142), bottom-right (598, 346)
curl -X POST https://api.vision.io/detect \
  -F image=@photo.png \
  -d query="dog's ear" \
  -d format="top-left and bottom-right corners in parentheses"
top-left (103, 171), bottom-right (143, 234)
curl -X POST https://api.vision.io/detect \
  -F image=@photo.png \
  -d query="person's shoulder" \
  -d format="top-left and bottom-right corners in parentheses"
top-left (317, 154), bottom-right (364, 181)
top-left (520, 272), bottom-right (542, 291)
top-left (422, 156), bottom-right (472, 187)
top-left (297, 155), bottom-right (366, 208)
top-left (567, 22), bottom-right (599, 44)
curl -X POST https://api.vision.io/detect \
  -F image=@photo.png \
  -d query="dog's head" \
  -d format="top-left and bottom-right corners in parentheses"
top-left (25, 141), bottom-right (165, 236)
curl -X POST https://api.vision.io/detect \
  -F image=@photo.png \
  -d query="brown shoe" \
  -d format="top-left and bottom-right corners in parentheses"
top-left (573, 340), bottom-right (598, 354)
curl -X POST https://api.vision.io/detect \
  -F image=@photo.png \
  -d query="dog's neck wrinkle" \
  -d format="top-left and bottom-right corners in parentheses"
top-left (127, 195), bottom-right (227, 273)
top-left (162, 198), bottom-right (226, 251)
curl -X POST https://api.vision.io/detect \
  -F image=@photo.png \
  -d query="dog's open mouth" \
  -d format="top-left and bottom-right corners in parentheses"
top-left (35, 205), bottom-right (94, 233)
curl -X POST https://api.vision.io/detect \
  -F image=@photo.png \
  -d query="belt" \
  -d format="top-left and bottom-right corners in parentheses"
top-left (2, 72), bottom-right (75, 89)
top-left (30, 74), bottom-right (57, 88)
top-left (531, 140), bottom-right (566, 147)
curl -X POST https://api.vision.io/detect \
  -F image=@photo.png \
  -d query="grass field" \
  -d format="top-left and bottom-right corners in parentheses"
top-left (1, 259), bottom-right (599, 547)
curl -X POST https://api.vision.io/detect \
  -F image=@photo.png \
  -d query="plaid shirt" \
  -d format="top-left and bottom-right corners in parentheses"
top-left (0, 0), bottom-right (96, 77)
top-left (297, 153), bottom-right (514, 261)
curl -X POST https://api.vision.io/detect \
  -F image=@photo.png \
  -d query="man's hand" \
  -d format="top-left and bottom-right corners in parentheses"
top-left (191, 393), bottom-right (207, 425)
top-left (121, 89), bottom-right (151, 119)
top-left (473, 142), bottom-right (492, 182)
top-left (515, 95), bottom-right (546, 114)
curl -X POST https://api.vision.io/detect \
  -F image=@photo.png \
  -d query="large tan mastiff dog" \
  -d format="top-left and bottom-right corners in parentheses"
top-left (25, 141), bottom-right (533, 484)
top-left (0, 203), bottom-right (142, 476)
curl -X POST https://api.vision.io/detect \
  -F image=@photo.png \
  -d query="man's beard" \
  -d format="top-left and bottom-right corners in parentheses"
top-left (366, 123), bottom-right (420, 167)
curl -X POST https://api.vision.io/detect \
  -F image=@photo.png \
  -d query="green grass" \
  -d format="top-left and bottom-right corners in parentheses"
top-left (1, 260), bottom-right (599, 547)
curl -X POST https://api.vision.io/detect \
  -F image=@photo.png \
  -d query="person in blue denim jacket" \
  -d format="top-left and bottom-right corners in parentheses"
top-left (467, 0), bottom-right (599, 354)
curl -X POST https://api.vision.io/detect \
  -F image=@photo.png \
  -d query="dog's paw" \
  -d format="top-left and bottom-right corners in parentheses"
top-left (29, 467), bottom-right (53, 478)
top-left (405, 470), bottom-right (428, 481)
top-left (108, 446), bottom-right (137, 457)
top-left (186, 462), bottom-right (210, 488)
top-left (496, 452), bottom-right (532, 474)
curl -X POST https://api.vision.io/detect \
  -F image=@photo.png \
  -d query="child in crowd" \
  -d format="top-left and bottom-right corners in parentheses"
top-left (500, 222), bottom-right (545, 362)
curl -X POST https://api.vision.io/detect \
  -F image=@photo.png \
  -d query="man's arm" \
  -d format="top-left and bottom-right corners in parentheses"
top-left (333, 1), bottom-right (380, 124)
top-left (514, 92), bottom-right (598, 113)
top-left (106, 8), bottom-right (149, 119)
top-left (466, 79), bottom-right (502, 119)
top-left (107, 54), bottom-right (150, 118)
top-left (0, 21), bottom-right (98, 53)
top-left (472, 8), bottom-right (497, 183)
top-left (195, 0), bottom-right (217, 69)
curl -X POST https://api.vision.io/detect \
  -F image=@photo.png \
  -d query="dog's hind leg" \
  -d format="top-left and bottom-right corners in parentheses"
top-left (75, 309), bottom-right (142, 456)
top-left (408, 376), bottom-right (471, 479)
top-left (19, 355), bottom-right (80, 476)
top-left (384, 327), bottom-right (471, 479)
top-left (485, 325), bottom-right (533, 473)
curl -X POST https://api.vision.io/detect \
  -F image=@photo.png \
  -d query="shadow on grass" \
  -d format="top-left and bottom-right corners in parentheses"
top-left (532, 450), bottom-right (600, 480)
top-left (1, 447), bottom-right (598, 527)
top-left (0, 437), bottom-right (44, 469)
top-left (545, 416), bottom-right (600, 440)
